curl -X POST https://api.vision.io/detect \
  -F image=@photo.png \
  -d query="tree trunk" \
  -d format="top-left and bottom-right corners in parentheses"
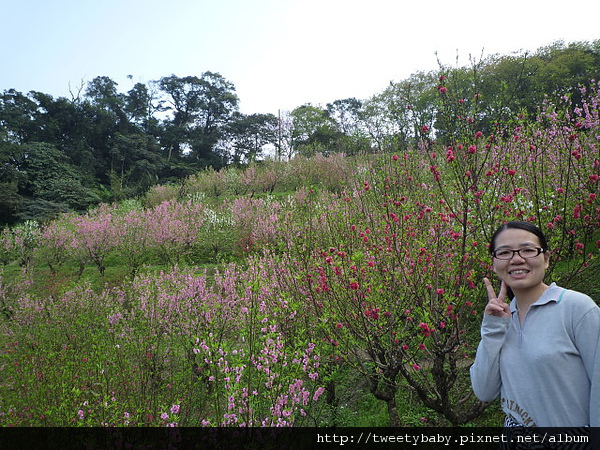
top-left (386, 395), bottom-right (401, 427)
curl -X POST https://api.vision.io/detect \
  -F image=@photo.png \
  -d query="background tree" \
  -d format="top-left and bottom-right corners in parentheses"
top-left (1, 39), bottom-right (599, 226)
top-left (221, 112), bottom-right (278, 165)
top-left (17, 142), bottom-right (99, 220)
top-left (326, 98), bottom-right (371, 155)
top-left (156, 72), bottom-right (239, 167)
top-left (125, 81), bottom-right (160, 132)
top-left (290, 104), bottom-right (341, 157)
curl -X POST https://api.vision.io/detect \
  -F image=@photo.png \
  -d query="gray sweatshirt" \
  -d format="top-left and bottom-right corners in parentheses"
top-left (470, 283), bottom-right (600, 427)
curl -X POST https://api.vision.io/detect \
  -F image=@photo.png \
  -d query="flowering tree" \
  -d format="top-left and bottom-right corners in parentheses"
top-left (1, 80), bottom-right (597, 428)
top-left (71, 204), bottom-right (120, 275)
top-left (268, 80), bottom-right (600, 425)
top-left (0, 220), bottom-right (39, 270)
top-left (143, 199), bottom-right (206, 266)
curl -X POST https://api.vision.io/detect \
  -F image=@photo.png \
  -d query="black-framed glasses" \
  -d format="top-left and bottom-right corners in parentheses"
top-left (492, 247), bottom-right (545, 260)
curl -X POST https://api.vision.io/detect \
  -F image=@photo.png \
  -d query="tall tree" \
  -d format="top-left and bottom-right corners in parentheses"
top-left (222, 112), bottom-right (278, 165)
top-left (156, 72), bottom-right (239, 165)
top-left (125, 82), bottom-right (159, 132)
top-left (326, 98), bottom-right (371, 155)
top-left (0, 89), bottom-right (40, 144)
top-left (290, 104), bottom-right (340, 156)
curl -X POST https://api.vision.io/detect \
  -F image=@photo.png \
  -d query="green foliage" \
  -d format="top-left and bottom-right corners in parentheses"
top-left (0, 39), bottom-right (599, 429)
top-left (2, 40), bottom-right (600, 226)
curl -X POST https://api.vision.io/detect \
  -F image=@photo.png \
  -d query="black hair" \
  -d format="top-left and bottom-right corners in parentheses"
top-left (489, 221), bottom-right (549, 255)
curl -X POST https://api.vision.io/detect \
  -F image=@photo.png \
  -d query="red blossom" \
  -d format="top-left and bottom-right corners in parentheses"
top-left (418, 322), bottom-right (433, 337)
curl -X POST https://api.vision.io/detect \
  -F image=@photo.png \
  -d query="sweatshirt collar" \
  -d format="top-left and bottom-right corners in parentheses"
top-left (509, 282), bottom-right (560, 313)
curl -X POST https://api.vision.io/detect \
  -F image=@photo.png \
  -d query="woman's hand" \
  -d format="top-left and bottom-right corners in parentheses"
top-left (483, 277), bottom-right (511, 318)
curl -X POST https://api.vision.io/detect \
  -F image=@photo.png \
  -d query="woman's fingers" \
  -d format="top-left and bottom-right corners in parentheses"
top-left (483, 277), bottom-right (496, 300)
top-left (497, 281), bottom-right (507, 302)
top-left (483, 278), bottom-right (511, 317)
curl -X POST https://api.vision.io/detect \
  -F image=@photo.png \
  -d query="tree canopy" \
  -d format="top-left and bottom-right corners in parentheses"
top-left (1, 40), bottom-right (599, 225)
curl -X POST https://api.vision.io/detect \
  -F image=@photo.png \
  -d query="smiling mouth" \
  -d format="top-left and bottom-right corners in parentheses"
top-left (509, 269), bottom-right (530, 275)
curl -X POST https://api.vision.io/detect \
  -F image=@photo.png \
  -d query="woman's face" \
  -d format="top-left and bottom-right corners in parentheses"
top-left (492, 228), bottom-right (549, 292)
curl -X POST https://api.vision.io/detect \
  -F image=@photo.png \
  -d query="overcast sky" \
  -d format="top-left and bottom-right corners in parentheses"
top-left (2, 0), bottom-right (599, 115)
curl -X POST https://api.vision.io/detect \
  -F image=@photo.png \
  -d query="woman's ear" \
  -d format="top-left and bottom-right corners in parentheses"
top-left (491, 267), bottom-right (503, 282)
top-left (543, 251), bottom-right (550, 270)
top-left (491, 259), bottom-right (499, 276)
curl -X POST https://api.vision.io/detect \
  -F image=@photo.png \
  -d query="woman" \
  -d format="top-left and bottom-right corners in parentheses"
top-left (470, 221), bottom-right (600, 427)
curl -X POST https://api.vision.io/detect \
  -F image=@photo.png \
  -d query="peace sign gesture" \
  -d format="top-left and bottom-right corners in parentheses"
top-left (483, 278), bottom-right (511, 318)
